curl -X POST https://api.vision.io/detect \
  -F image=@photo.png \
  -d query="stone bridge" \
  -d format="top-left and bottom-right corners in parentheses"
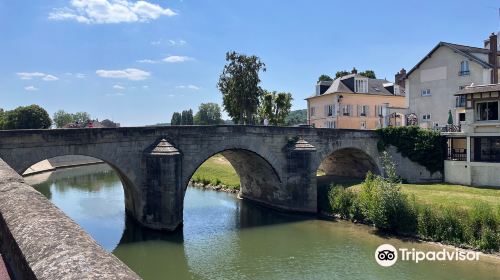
top-left (0, 125), bottom-right (441, 231)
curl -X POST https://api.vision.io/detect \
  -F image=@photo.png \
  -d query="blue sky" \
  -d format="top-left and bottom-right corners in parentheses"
top-left (0, 0), bottom-right (499, 126)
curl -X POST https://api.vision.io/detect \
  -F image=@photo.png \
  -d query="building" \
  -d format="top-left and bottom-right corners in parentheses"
top-left (444, 84), bottom-right (500, 187)
top-left (404, 32), bottom-right (500, 129)
top-left (305, 69), bottom-right (406, 129)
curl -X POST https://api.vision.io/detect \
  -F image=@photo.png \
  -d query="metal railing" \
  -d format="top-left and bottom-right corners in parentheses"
top-left (447, 148), bottom-right (467, 161)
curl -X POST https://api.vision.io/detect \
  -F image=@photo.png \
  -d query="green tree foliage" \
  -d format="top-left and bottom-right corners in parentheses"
top-left (73, 112), bottom-right (91, 124)
top-left (53, 110), bottom-right (91, 128)
top-left (447, 110), bottom-right (453, 125)
top-left (181, 109), bottom-right (194, 125)
top-left (217, 51), bottom-right (266, 124)
top-left (194, 103), bottom-right (223, 125)
top-left (285, 109), bottom-right (307, 126)
top-left (258, 90), bottom-right (293, 126)
top-left (359, 70), bottom-right (376, 79)
top-left (317, 74), bottom-right (333, 83)
top-left (376, 126), bottom-right (445, 174)
top-left (2, 104), bottom-right (52, 129)
top-left (335, 70), bottom-right (350, 79)
top-left (0, 108), bottom-right (5, 129)
top-left (335, 69), bottom-right (377, 79)
top-left (170, 112), bottom-right (181, 125)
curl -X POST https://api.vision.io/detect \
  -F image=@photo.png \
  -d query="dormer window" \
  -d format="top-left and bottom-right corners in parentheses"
top-left (354, 78), bottom-right (368, 93)
top-left (459, 60), bottom-right (470, 76)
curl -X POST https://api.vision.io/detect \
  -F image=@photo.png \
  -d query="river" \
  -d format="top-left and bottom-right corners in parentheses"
top-left (24, 164), bottom-right (500, 280)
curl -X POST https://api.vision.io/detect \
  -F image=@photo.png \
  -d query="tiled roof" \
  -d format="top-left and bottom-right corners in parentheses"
top-left (406, 41), bottom-right (499, 77)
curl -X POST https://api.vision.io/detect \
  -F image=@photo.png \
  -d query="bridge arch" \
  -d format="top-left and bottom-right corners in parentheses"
top-left (317, 147), bottom-right (380, 179)
top-left (5, 151), bottom-right (141, 224)
top-left (182, 144), bottom-right (283, 208)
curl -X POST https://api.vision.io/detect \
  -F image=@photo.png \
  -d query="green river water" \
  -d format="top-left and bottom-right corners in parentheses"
top-left (24, 164), bottom-right (500, 280)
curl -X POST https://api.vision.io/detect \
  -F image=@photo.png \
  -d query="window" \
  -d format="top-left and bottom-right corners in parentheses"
top-left (354, 78), bottom-right (368, 93)
top-left (476, 101), bottom-right (499, 121)
top-left (459, 61), bottom-right (470, 76)
top-left (342, 105), bottom-right (351, 116)
top-left (360, 121), bottom-right (366, 129)
top-left (324, 121), bottom-right (335, 128)
top-left (375, 105), bottom-right (384, 117)
top-left (325, 104), bottom-right (335, 117)
top-left (359, 105), bottom-right (369, 116)
top-left (422, 114), bottom-right (431, 121)
top-left (473, 137), bottom-right (500, 162)
top-left (310, 106), bottom-right (316, 117)
top-left (421, 89), bottom-right (431, 97)
top-left (456, 95), bottom-right (466, 107)
top-left (459, 113), bottom-right (466, 122)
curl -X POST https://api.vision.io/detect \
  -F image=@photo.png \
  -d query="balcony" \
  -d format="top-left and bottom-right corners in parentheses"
top-left (458, 70), bottom-right (470, 76)
top-left (441, 124), bottom-right (462, 133)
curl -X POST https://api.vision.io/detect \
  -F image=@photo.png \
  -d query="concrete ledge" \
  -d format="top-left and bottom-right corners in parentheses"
top-left (0, 158), bottom-right (141, 280)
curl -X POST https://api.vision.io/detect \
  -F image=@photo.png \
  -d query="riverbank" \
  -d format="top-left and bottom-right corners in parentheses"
top-left (23, 155), bottom-right (103, 175)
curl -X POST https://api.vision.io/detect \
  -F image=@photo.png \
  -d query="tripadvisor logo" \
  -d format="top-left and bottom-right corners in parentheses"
top-left (375, 244), bottom-right (480, 267)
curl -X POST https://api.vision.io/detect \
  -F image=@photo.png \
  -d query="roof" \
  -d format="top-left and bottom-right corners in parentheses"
top-left (455, 83), bottom-right (500, 95)
top-left (406, 41), bottom-right (499, 77)
top-left (306, 74), bottom-right (402, 99)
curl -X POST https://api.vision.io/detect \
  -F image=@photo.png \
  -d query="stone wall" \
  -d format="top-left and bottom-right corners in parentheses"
top-left (0, 158), bottom-right (141, 280)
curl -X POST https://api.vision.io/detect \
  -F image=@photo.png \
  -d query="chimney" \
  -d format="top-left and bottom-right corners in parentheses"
top-left (395, 68), bottom-right (407, 88)
top-left (488, 32), bottom-right (498, 83)
top-left (351, 67), bottom-right (358, 74)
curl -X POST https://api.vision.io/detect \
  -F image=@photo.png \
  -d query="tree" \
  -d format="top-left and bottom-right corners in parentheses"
top-left (0, 108), bottom-right (4, 129)
top-left (335, 70), bottom-right (350, 79)
top-left (447, 110), bottom-right (453, 125)
top-left (194, 103), bottom-right (223, 125)
top-left (217, 51), bottom-right (266, 124)
top-left (258, 90), bottom-right (293, 126)
top-left (171, 112), bottom-right (181, 125)
top-left (359, 70), bottom-right (376, 79)
top-left (181, 109), bottom-right (194, 125)
top-left (285, 109), bottom-right (307, 126)
top-left (3, 105), bottom-right (51, 129)
top-left (317, 74), bottom-right (333, 83)
top-left (53, 110), bottom-right (74, 128)
top-left (73, 112), bottom-right (91, 124)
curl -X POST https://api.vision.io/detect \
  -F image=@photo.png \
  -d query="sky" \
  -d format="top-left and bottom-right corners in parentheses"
top-left (0, 0), bottom-right (499, 126)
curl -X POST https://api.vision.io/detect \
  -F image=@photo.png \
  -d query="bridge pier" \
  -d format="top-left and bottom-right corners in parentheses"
top-left (139, 139), bottom-right (183, 231)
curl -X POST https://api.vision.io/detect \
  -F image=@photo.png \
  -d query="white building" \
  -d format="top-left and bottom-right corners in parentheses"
top-left (404, 33), bottom-right (500, 129)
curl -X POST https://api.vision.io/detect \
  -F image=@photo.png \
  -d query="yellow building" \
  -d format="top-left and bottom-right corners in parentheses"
top-left (305, 71), bottom-right (407, 129)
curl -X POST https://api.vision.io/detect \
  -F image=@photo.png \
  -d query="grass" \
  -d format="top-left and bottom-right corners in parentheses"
top-left (191, 154), bottom-right (240, 189)
top-left (348, 182), bottom-right (500, 210)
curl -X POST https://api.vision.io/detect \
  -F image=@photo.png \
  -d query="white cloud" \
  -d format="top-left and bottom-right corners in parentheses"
top-left (113, 84), bottom-right (125, 90)
top-left (136, 59), bottom-right (160, 64)
top-left (163, 55), bottom-right (193, 63)
top-left (168, 39), bottom-right (186, 46)
top-left (106, 92), bottom-right (125, 96)
top-left (24, 86), bottom-right (39, 91)
top-left (137, 55), bottom-right (193, 64)
top-left (17, 72), bottom-right (59, 81)
top-left (75, 73), bottom-right (86, 79)
top-left (49, 0), bottom-right (177, 24)
top-left (176, 84), bottom-right (200, 90)
top-left (42, 74), bottom-right (59, 81)
top-left (96, 68), bottom-right (150, 80)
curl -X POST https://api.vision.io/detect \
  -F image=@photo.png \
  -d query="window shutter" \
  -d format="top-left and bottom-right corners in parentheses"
top-left (357, 105), bottom-right (361, 117)
top-left (349, 105), bottom-right (353, 116)
top-left (365, 105), bottom-right (369, 116)
top-left (332, 104), bottom-right (336, 116)
top-left (324, 105), bottom-right (327, 117)
top-left (374, 105), bottom-right (378, 117)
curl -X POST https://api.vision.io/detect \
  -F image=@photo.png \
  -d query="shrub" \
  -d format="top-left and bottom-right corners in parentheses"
top-left (417, 206), bottom-right (439, 239)
top-left (328, 185), bottom-right (355, 219)
top-left (358, 152), bottom-right (417, 233)
top-left (434, 207), bottom-right (466, 245)
top-left (464, 203), bottom-right (499, 250)
top-left (376, 126), bottom-right (445, 174)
